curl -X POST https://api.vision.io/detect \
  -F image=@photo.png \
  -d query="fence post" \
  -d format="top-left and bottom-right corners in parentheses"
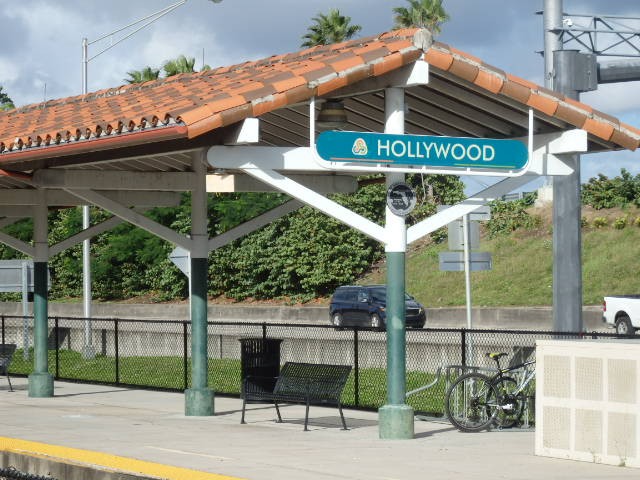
top-left (354, 328), bottom-right (359, 407)
top-left (54, 317), bottom-right (60, 378)
top-left (1, 315), bottom-right (4, 344)
top-left (461, 328), bottom-right (467, 367)
top-left (183, 321), bottom-right (188, 390)
top-left (115, 319), bottom-right (120, 384)
top-left (262, 323), bottom-right (267, 339)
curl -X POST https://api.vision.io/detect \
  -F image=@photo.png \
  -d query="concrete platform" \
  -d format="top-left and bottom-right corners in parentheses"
top-left (0, 378), bottom-right (636, 480)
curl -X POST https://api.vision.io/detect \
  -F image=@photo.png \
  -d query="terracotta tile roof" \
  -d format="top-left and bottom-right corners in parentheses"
top-left (0, 28), bottom-right (638, 165)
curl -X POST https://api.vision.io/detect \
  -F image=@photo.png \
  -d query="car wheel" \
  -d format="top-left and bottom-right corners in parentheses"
top-left (370, 313), bottom-right (382, 329)
top-left (616, 315), bottom-right (634, 335)
top-left (332, 312), bottom-right (343, 327)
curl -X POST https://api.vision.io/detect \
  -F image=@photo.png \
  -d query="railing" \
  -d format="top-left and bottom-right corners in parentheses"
top-left (1, 315), bottom-right (631, 416)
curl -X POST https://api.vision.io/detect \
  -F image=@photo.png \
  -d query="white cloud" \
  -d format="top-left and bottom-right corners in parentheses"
top-left (0, 57), bottom-right (20, 85)
top-left (582, 82), bottom-right (640, 118)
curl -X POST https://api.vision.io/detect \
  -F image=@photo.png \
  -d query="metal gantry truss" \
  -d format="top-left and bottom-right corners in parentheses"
top-left (557, 13), bottom-right (640, 57)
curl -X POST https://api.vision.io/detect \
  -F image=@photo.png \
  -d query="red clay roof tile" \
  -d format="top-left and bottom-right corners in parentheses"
top-left (1, 27), bottom-right (638, 160)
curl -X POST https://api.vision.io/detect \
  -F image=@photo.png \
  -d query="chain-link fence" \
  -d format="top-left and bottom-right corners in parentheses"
top-left (1, 315), bottom-right (632, 416)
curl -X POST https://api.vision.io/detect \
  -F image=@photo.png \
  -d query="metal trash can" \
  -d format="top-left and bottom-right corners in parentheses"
top-left (239, 338), bottom-right (282, 397)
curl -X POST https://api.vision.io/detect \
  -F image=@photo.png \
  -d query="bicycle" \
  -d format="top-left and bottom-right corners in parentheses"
top-left (444, 352), bottom-right (536, 432)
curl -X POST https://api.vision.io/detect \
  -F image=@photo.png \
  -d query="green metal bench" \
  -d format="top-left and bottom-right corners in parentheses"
top-left (241, 361), bottom-right (352, 431)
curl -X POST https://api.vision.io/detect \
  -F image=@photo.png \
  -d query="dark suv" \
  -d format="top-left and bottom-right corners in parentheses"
top-left (329, 285), bottom-right (426, 329)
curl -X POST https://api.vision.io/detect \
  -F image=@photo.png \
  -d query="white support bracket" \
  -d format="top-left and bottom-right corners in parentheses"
top-left (240, 168), bottom-right (387, 243)
top-left (0, 231), bottom-right (34, 257)
top-left (523, 129), bottom-right (587, 176)
top-left (49, 215), bottom-right (126, 257)
top-left (34, 170), bottom-right (197, 191)
top-left (209, 200), bottom-right (303, 251)
top-left (222, 118), bottom-right (260, 145)
top-left (65, 189), bottom-right (192, 251)
top-left (407, 175), bottom-right (535, 245)
top-left (0, 218), bottom-right (22, 229)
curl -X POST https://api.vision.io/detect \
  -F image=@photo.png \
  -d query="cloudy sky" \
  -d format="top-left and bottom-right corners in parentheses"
top-left (1, 0), bottom-right (638, 189)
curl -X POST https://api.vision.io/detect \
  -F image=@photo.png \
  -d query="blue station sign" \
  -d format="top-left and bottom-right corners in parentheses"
top-left (316, 131), bottom-right (529, 172)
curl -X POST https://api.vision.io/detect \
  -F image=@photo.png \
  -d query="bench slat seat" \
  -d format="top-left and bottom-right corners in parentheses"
top-left (241, 362), bottom-right (352, 431)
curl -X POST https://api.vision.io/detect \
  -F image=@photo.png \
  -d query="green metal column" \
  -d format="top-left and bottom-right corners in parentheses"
top-left (185, 149), bottom-right (214, 415)
top-left (378, 88), bottom-right (414, 439)
top-left (28, 191), bottom-right (54, 397)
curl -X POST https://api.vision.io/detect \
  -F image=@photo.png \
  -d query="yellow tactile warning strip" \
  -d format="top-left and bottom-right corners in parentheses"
top-left (0, 436), bottom-right (245, 480)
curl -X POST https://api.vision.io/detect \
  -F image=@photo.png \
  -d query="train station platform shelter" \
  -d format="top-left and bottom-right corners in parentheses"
top-left (0, 27), bottom-right (638, 438)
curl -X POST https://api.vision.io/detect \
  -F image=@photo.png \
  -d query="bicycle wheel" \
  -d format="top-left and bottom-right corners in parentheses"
top-left (490, 376), bottom-right (526, 429)
top-left (445, 372), bottom-right (499, 432)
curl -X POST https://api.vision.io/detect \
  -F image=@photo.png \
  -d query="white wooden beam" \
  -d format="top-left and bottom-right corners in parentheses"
top-left (0, 231), bottom-right (34, 256)
top-left (65, 189), bottom-right (192, 251)
top-left (209, 200), bottom-right (303, 251)
top-left (0, 206), bottom-right (33, 217)
top-left (206, 173), bottom-right (357, 193)
top-left (33, 170), bottom-right (196, 191)
top-left (0, 190), bottom-right (181, 207)
top-left (222, 118), bottom-right (260, 145)
top-left (49, 215), bottom-right (125, 257)
top-left (0, 218), bottom-right (21, 229)
top-left (406, 175), bottom-right (535, 244)
top-left (522, 129), bottom-right (587, 176)
top-left (241, 168), bottom-right (386, 243)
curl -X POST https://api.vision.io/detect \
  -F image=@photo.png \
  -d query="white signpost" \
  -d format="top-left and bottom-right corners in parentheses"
top-left (438, 206), bottom-right (492, 363)
top-left (169, 246), bottom-right (191, 320)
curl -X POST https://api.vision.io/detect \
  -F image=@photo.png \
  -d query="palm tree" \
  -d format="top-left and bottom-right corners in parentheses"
top-left (0, 86), bottom-right (14, 111)
top-left (163, 55), bottom-right (196, 77)
top-left (124, 66), bottom-right (160, 84)
top-left (393, 0), bottom-right (449, 34)
top-left (301, 8), bottom-right (362, 47)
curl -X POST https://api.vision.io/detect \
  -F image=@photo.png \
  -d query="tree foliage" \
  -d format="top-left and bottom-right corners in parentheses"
top-left (485, 193), bottom-right (541, 239)
top-left (301, 8), bottom-right (362, 47)
top-left (124, 66), bottom-right (160, 84)
top-left (581, 168), bottom-right (640, 210)
top-left (0, 86), bottom-right (14, 111)
top-left (163, 55), bottom-right (196, 76)
top-left (393, 0), bottom-right (449, 33)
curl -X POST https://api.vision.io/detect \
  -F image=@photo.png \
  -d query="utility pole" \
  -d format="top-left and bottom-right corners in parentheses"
top-left (542, 1), bottom-right (640, 332)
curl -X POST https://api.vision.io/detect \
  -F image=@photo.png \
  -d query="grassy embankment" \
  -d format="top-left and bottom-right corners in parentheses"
top-left (361, 206), bottom-right (640, 308)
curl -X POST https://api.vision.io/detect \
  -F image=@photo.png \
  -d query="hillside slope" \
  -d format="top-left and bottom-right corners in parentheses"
top-left (360, 205), bottom-right (640, 308)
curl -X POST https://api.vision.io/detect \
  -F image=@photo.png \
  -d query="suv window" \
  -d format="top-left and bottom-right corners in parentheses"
top-left (357, 290), bottom-right (370, 302)
top-left (334, 288), bottom-right (358, 302)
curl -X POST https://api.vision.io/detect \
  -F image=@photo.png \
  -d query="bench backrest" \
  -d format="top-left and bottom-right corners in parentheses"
top-left (0, 344), bottom-right (16, 372)
top-left (274, 362), bottom-right (351, 401)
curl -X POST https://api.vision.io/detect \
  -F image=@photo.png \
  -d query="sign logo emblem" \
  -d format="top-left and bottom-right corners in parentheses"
top-left (352, 138), bottom-right (368, 156)
top-left (386, 182), bottom-right (416, 217)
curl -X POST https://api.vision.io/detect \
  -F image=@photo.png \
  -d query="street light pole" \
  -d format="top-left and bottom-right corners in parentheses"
top-left (79, 0), bottom-right (221, 358)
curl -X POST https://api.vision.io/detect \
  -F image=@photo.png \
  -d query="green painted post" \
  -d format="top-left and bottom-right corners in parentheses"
top-left (386, 252), bottom-right (406, 404)
top-left (378, 251), bottom-right (414, 439)
top-left (378, 88), bottom-right (414, 439)
top-left (184, 257), bottom-right (214, 416)
top-left (28, 261), bottom-right (53, 397)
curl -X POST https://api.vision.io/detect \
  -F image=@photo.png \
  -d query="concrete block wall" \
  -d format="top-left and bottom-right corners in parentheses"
top-left (536, 339), bottom-right (640, 468)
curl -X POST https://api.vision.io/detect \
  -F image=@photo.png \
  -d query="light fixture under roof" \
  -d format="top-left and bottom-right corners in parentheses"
top-left (316, 99), bottom-right (349, 130)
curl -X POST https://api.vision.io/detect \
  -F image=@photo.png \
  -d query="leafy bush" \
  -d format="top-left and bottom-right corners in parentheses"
top-left (593, 217), bottom-right (608, 228)
top-left (485, 193), bottom-right (540, 238)
top-left (581, 168), bottom-right (640, 209)
top-left (613, 216), bottom-right (628, 230)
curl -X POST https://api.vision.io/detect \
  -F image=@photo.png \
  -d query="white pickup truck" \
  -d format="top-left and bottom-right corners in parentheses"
top-left (602, 295), bottom-right (640, 335)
